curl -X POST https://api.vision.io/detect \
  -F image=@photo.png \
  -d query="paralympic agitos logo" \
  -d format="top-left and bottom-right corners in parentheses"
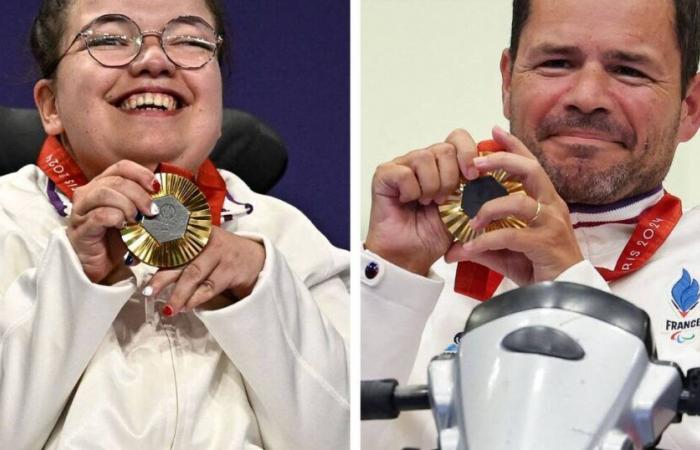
top-left (665, 269), bottom-right (700, 343)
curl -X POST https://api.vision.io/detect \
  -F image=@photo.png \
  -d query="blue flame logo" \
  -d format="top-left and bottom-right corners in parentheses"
top-left (671, 269), bottom-right (700, 318)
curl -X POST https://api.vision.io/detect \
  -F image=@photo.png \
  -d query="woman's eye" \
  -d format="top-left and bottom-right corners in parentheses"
top-left (87, 34), bottom-right (130, 47)
top-left (167, 36), bottom-right (216, 51)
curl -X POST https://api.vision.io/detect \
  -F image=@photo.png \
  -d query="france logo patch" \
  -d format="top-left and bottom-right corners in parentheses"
top-left (671, 269), bottom-right (700, 318)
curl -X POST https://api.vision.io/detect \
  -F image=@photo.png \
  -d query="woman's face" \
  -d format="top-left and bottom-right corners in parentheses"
top-left (34, 0), bottom-right (223, 178)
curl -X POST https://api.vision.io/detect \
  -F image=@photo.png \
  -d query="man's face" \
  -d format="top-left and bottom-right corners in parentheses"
top-left (502, 0), bottom-right (696, 204)
top-left (36, 0), bottom-right (223, 178)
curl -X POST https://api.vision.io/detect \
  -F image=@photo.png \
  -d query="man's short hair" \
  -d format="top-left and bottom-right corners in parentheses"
top-left (509, 0), bottom-right (700, 96)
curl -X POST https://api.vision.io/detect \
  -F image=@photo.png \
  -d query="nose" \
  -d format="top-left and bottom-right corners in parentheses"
top-left (128, 34), bottom-right (176, 78)
top-left (562, 63), bottom-right (614, 115)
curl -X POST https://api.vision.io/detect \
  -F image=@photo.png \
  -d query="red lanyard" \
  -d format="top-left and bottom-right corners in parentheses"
top-left (36, 135), bottom-right (227, 225)
top-left (454, 141), bottom-right (683, 300)
top-left (593, 192), bottom-right (681, 281)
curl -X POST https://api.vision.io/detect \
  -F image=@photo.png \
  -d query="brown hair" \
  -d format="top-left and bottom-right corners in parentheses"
top-left (509, 0), bottom-right (700, 96)
top-left (30, 0), bottom-right (230, 78)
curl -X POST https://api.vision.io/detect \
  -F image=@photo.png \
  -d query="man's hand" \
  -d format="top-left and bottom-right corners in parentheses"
top-left (365, 129), bottom-right (481, 276)
top-left (67, 160), bottom-right (159, 284)
top-left (445, 126), bottom-right (583, 284)
top-left (145, 227), bottom-right (266, 315)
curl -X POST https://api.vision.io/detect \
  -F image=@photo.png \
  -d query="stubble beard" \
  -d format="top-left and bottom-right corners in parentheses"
top-left (510, 113), bottom-right (680, 205)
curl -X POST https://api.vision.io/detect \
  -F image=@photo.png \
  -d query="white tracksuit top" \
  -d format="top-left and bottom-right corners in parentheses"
top-left (0, 165), bottom-right (349, 450)
top-left (362, 188), bottom-right (700, 450)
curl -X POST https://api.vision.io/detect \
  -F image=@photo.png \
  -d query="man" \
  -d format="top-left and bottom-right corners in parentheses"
top-left (362, 0), bottom-right (700, 448)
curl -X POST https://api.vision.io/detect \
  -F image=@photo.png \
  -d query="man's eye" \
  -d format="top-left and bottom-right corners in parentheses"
top-left (613, 66), bottom-right (647, 78)
top-left (539, 59), bottom-right (571, 69)
top-left (87, 34), bottom-right (130, 47)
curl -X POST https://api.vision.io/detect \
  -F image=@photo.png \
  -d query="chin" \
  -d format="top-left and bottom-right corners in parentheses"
top-left (122, 132), bottom-right (190, 157)
top-left (535, 151), bottom-right (623, 204)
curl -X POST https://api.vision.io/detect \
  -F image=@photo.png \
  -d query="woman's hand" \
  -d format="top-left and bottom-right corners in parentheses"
top-left (145, 227), bottom-right (266, 315)
top-left (67, 160), bottom-right (159, 284)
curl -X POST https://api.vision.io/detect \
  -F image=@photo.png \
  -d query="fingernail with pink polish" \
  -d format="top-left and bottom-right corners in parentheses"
top-left (162, 305), bottom-right (174, 317)
top-left (152, 179), bottom-right (161, 192)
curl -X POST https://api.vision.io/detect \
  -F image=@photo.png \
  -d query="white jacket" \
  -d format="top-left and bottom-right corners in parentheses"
top-left (0, 165), bottom-right (349, 450)
top-left (362, 188), bottom-right (700, 450)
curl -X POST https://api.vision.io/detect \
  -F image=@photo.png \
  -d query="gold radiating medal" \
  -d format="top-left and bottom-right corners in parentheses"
top-left (439, 151), bottom-right (527, 242)
top-left (120, 172), bottom-right (212, 268)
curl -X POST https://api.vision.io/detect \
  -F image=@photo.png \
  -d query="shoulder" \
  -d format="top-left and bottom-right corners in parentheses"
top-left (0, 165), bottom-right (64, 245)
top-left (0, 165), bottom-right (44, 197)
top-left (0, 165), bottom-right (57, 222)
top-left (0, 166), bottom-right (64, 270)
top-left (680, 205), bottom-right (700, 222)
top-left (671, 206), bottom-right (700, 241)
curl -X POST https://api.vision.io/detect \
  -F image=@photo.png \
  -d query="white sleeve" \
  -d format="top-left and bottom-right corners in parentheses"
top-left (361, 249), bottom-right (444, 384)
top-left (195, 235), bottom-right (349, 450)
top-left (0, 228), bottom-right (134, 449)
top-left (555, 259), bottom-right (611, 292)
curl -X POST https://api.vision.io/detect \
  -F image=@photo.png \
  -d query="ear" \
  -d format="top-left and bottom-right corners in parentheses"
top-left (678, 73), bottom-right (700, 143)
top-left (33, 79), bottom-right (64, 135)
top-left (500, 48), bottom-right (514, 120)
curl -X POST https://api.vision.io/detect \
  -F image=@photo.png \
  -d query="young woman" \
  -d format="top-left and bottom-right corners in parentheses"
top-left (0, 1), bottom-right (348, 448)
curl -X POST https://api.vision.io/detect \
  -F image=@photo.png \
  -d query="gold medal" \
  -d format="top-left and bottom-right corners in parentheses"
top-left (439, 151), bottom-right (527, 242)
top-left (120, 172), bottom-right (212, 268)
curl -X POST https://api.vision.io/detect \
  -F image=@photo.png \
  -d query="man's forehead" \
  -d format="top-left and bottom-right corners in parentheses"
top-left (525, 0), bottom-right (676, 36)
top-left (521, 0), bottom-right (678, 57)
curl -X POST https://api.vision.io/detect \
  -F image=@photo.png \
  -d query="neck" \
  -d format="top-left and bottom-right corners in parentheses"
top-left (567, 186), bottom-right (664, 214)
top-left (59, 134), bottom-right (200, 180)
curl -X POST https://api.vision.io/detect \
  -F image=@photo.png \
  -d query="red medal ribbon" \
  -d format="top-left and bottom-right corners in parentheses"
top-left (36, 135), bottom-right (89, 197)
top-left (37, 135), bottom-right (227, 225)
top-left (594, 192), bottom-right (681, 282)
top-left (454, 140), bottom-right (683, 300)
top-left (454, 140), bottom-right (508, 300)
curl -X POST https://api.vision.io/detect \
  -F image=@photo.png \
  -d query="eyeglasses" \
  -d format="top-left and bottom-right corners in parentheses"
top-left (54, 14), bottom-right (223, 72)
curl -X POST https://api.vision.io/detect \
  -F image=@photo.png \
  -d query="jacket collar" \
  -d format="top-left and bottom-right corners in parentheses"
top-left (568, 186), bottom-right (664, 227)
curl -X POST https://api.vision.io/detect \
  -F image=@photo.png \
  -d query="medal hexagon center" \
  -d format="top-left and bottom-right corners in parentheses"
top-left (461, 176), bottom-right (509, 218)
top-left (141, 195), bottom-right (191, 243)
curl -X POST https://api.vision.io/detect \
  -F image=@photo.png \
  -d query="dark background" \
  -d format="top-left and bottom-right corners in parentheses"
top-left (0, 1), bottom-right (349, 249)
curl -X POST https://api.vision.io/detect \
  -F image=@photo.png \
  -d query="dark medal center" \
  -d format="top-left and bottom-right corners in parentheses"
top-left (461, 176), bottom-right (509, 217)
top-left (141, 195), bottom-right (191, 243)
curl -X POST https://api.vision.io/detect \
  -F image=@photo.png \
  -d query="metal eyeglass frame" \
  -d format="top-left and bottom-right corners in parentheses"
top-left (52, 13), bottom-right (223, 72)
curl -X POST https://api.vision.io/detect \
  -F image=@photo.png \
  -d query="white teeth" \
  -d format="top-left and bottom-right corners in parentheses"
top-left (119, 92), bottom-right (179, 111)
